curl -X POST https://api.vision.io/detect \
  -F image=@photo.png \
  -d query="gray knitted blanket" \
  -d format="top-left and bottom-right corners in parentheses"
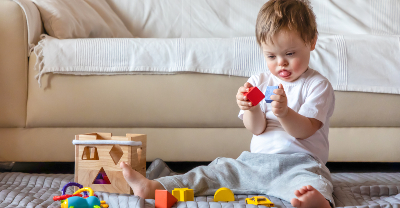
top-left (1, 159), bottom-right (400, 208)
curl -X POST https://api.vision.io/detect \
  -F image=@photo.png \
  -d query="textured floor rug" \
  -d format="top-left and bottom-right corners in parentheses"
top-left (1, 159), bottom-right (400, 207)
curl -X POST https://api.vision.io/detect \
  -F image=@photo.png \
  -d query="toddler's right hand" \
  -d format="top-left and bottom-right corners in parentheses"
top-left (236, 82), bottom-right (254, 110)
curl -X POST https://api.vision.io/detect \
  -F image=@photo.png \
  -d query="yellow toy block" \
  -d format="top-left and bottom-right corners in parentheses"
top-left (214, 187), bottom-right (234, 202)
top-left (246, 196), bottom-right (274, 207)
top-left (172, 188), bottom-right (194, 201)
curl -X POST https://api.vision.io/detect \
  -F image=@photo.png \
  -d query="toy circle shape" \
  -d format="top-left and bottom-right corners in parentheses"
top-left (214, 187), bottom-right (235, 202)
top-left (74, 187), bottom-right (95, 197)
top-left (62, 182), bottom-right (84, 195)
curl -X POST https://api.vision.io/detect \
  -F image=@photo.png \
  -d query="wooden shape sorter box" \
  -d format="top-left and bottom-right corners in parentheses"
top-left (74, 132), bottom-right (147, 194)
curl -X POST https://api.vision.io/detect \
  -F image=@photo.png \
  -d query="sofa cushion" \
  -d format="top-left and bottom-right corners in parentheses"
top-left (27, 53), bottom-right (246, 128)
top-left (27, 53), bottom-right (400, 128)
top-left (31, 0), bottom-right (133, 39)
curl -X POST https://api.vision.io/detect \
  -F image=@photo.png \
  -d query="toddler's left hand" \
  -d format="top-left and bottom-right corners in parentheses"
top-left (270, 84), bottom-right (288, 118)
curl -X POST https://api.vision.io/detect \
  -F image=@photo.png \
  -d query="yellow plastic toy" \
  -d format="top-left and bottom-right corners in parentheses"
top-left (213, 187), bottom-right (234, 202)
top-left (172, 188), bottom-right (194, 201)
top-left (245, 196), bottom-right (274, 207)
top-left (61, 187), bottom-right (109, 208)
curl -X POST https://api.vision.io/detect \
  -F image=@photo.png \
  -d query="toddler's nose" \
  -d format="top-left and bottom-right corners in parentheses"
top-left (277, 57), bottom-right (288, 67)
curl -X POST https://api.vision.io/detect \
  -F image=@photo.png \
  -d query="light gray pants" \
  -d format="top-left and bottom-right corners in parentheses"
top-left (155, 151), bottom-right (334, 206)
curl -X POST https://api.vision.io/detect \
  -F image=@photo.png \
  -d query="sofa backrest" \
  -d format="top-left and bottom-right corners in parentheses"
top-left (106, 0), bottom-right (400, 38)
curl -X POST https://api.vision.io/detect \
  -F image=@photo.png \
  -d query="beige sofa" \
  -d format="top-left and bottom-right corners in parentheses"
top-left (1, 0), bottom-right (400, 163)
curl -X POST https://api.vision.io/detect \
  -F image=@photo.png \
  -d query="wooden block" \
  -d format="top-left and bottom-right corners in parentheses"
top-left (111, 136), bottom-right (130, 141)
top-left (96, 132), bottom-right (112, 140)
top-left (126, 134), bottom-right (147, 176)
top-left (79, 134), bottom-right (97, 141)
top-left (74, 135), bottom-right (80, 192)
top-left (77, 169), bottom-right (130, 194)
top-left (74, 132), bottom-right (147, 194)
top-left (78, 145), bottom-right (131, 171)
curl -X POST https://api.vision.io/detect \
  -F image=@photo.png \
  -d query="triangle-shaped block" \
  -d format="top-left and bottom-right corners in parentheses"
top-left (93, 167), bottom-right (111, 184)
top-left (155, 190), bottom-right (178, 208)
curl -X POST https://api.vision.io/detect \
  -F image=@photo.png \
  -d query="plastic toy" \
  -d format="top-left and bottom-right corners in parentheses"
top-left (155, 190), bottom-right (178, 208)
top-left (245, 196), bottom-right (274, 207)
top-left (213, 187), bottom-right (234, 202)
top-left (265, 86), bottom-right (279, 103)
top-left (53, 182), bottom-right (88, 202)
top-left (61, 182), bottom-right (89, 196)
top-left (172, 188), bottom-right (194, 201)
top-left (243, 87), bottom-right (265, 106)
top-left (55, 187), bottom-right (109, 208)
top-left (73, 132), bottom-right (146, 194)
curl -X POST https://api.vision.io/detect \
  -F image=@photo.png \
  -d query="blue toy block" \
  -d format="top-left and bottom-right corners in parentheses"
top-left (265, 86), bottom-right (279, 103)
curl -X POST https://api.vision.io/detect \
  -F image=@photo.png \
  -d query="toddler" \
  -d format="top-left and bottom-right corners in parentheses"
top-left (120, 0), bottom-right (335, 207)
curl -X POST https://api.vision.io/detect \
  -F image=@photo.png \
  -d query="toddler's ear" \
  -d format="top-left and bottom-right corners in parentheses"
top-left (310, 35), bottom-right (318, 51)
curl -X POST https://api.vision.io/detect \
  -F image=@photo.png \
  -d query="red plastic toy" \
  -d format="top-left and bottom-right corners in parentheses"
top-left (243, 87), bottom-right (265, 106)
top-left (53, 193), bottom-right (83, 201)
top-left (155, 190), bottom-right (178, 208)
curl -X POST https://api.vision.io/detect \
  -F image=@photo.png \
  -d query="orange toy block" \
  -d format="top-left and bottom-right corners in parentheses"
top-left (155, 190), bottom-right (178, 208)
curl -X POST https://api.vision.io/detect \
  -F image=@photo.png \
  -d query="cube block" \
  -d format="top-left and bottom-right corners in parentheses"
top-left (243, 87), bottom-right (265, 106)
top-left (172, 188), bottom-right (194, 201)
top-left (265, 86), bottom-right (279, 103)
top-left (155, 190), bottom-right (178, 208)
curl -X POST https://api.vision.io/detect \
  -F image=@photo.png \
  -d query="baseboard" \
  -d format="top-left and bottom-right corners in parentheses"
top-left (2, 162), bottom-right (400, 174)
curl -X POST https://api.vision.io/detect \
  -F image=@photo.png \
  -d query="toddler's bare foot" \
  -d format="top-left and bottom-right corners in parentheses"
top-left (290, 185), bottom-right (331, 208)
top-left (120, 161), bottom-right (165, 199)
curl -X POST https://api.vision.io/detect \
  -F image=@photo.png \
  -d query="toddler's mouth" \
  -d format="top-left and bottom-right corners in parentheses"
top-left (279, 70), bottom-right (291, 78)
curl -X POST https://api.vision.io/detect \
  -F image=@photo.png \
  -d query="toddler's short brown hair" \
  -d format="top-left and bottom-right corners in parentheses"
top-left (255, 0), bottom-right (317, 45)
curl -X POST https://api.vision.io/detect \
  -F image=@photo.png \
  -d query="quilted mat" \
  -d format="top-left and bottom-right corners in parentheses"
top-left (1, 160), bottom-right (400, 208)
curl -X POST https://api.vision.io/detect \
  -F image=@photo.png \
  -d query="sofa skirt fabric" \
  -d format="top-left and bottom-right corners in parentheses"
top-left (0, 127), bottom-right (400, 162)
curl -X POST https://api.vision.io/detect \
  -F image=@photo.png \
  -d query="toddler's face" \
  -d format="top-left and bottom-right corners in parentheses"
top-left (261, 29), bottom-right (316, 82)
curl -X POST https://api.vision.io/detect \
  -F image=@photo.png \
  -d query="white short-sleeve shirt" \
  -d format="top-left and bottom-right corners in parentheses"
top-left (238, 68), bottom-right (335, 164)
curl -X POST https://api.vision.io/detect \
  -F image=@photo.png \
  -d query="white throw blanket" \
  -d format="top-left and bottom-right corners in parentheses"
top-left (33, 35), bottom-right (267, 85)
top-left (34, 34), bottom-right (400, 95)
top-left (13, 0), bottom-right (400, 95)
top-left (14, 0), bottom-right (400, 49)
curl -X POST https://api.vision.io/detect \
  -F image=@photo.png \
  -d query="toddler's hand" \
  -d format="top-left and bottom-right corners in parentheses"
top-left (236, 82), bottom-right (254, 110)
top-left (270, 84), bottom-right (288, 117)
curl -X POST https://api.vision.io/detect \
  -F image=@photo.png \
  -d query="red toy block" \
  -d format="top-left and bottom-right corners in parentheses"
top-left (243, 87), bottom-right (265, 106)
top-left (155, 190), bottom-right (178, 208)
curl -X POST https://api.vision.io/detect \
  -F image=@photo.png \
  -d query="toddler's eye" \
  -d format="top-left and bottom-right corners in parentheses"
top-left (286, 52), bottom-right (295, 56)
top-left (267, 55), bottom-right (275, 59)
